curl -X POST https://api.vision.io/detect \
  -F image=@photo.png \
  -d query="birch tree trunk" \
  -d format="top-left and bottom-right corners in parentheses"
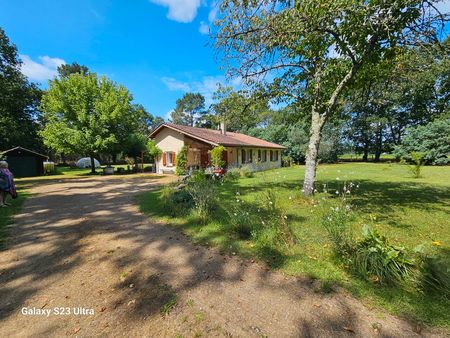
top-left (303, 112), bottom-right (324, 196)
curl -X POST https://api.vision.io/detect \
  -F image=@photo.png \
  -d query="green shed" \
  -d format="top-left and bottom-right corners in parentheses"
top-left (0, 147), bottom-right (48, 178)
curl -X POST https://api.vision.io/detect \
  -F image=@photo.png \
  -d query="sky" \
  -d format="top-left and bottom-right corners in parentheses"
top-left (0, 0), bottom-right (227, 119)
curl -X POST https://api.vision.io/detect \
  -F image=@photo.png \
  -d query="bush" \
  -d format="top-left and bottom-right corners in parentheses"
top-left (226, 198), bottom-right (256, 239)
top-left (160, 185), bottom-right (193, 215)
top-left (402, 151), bottom-right (425, 178)
top-left (254, 189), bottom-right (296, 248)
top-left (224, 167), bottom-right (240, 182)
top-left (175, 146), bottom-right (188, 176)
top-left (321, 204), bottom-right (355, 257)
top-left (240, 165), bottom-right (254, 178)
top-left (186, 171), bottom-right (217, 220)
top-left (419, 250), bottom-right (450, 298)
top-left (393, 118), bottom-right (450, 165)
top-left (322, 201), bottom-right (414, 285)
top-left (354, 226), bottom-right (415, 285)
top-left (209, 145), bottom-right (226, 168)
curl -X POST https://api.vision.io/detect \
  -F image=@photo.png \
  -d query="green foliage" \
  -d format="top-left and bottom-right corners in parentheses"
top-left (404, 151), bottom-right (426, 178)
top-left (161, 185), bottom-right (193, 216)
top-left (239, 165), bottom-right (254, 178)
top-left (171, 92), bottom-right (205, 126)
top-left (226, 198), bottom-right (256, 239)
top-left (0, 28), bottom-right (43, 151)
top-left (57, 62), bottom-right (89, 78)
top-left (186, 171), bottom-right (217, 220)
top-left (40, 73), bottom-right (143, 168)
top-left (354, 226), bottom-right (415, 285)
top-left (224, 167), bottom-right (240, 181)
top-left (175, 146), bottom-right (188, 175)
top-left (394, 119), bottom-right (450, 165)
top-left (146, 139), bottom-right (162, 159)
top-left (209, 145), bottom-right (226, 168)
top-left (322, 200), bottom-right (414, 285)
top-left (210, 85), bottom-right (271, 132)
top-left (123, 133), bottom-right (147, 162)
top-left (419, 251), bottom-right (450, 298)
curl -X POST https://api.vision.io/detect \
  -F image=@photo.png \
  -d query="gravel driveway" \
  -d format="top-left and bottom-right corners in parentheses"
top-left (0, 175), bottom-right (445, 337)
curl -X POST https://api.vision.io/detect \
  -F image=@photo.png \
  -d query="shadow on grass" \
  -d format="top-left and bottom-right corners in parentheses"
top-left (0, 190), bottom-right (30, 247)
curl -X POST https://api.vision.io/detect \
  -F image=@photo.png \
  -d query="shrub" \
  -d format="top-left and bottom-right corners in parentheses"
top-left (322, 200), bottom-right (415, 285)
top-left (240, 165), bottom-right (254, 178)
top-left (209, 145), bottom-right (226, 168)
top-left (160, 185), bottom-right (193, 215)
top-left (403, 151), bottom-right (425, 178)
top-left (175, 146), bottom-right (188, 176)
top-left (224, 167), bottom-right (240, 182)
top-left (419, 250), bottom-right (450, 298)
top-left (226, 198), bottom-right (256, 239)
top-left (186, 171), bottom-right (217, 220)
top-left (255, 189), bottom-right (296, 248)
top-left (393, 118), bottom-right (450, 165)
top-left (321, 204), bottom-right (355, 257)
top-left (354, 226), bottom-right (415, 285)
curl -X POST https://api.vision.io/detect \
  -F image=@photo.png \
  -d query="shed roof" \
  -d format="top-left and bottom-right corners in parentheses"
top-left (0, 146), bottom-right (48, 159)
top-left (150, 123), bottom-right (286, 149)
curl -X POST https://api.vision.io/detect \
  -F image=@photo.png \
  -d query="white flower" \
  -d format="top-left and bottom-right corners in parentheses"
top-left (283, 215), bottom-right (288, 219)
top-left (335, 190), bottom-right (339, 195)
top-left (236, 191), bottom-right (240, 195)
top-left (234, 213), bottom-right (237, 216)
top-left (336, 177), bottom-right (340, 180)
top-left (269, 201), bottom-right (273, 205)
top-left (289, 196), bottom-right (292, 200)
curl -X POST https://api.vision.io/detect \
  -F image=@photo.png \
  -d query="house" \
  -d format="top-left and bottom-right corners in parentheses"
top-left (0, 146), bottom-right (48, 177)
top-left (149, 122), bottom-right (286, 174)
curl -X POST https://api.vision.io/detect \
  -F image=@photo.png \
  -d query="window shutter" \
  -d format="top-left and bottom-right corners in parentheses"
top-left (173, 152), bottom-right (176, 165)
top-left (163, 152), bottom-right (167, 166)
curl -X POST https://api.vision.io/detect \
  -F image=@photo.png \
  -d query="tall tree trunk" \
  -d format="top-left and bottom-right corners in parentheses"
top-left (302, 63), bottom-right (358, 196)
top-left (303, 112), bottom-right (324, 196)
top-left (374, 124), bottom-right (383, 162)
top-left (90, 155), bottom-right (96, 174)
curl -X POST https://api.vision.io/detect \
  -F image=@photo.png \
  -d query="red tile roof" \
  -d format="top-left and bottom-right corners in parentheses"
top-left (150, 123), bottom-right (286, 149)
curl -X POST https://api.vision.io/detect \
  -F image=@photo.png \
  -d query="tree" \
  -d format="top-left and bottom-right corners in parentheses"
top-left (393, 118), bottom-right (450, 165)
top-left (40, 73), bottom-right (142, 173)
top-left (215, 0), bottom-right (446, 195)
top-left (0, 27), bottom-right (43, 151)
top-left (57, 62), bottom-right (89, 78)
top-left (210, 85), bottom-right (271, 132)
top-left (170, 92), bottom-right (206, 126)
top-left (123, 133), bottom-right (147, 170)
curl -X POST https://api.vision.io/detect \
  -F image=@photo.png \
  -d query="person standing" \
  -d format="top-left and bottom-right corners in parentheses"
top-left (0, 161), bottom-right (17, 207)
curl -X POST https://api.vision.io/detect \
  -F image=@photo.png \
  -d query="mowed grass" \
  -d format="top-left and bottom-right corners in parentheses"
top-left (139, 162), bottom-right (450, 327)
top-left (0, 190), bottom-right (29, 246)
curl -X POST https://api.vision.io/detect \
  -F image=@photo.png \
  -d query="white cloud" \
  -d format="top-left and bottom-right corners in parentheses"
top-left (198, 1), bottom-right (219, 35)
top-left (20, 54), bottom-right (65, 81)
top-left (149, 0), bottom-right (201, 23)
top-left (199, 21), bottom-right (209, 35)
top-left (162, 75), bottom-right (226, 106)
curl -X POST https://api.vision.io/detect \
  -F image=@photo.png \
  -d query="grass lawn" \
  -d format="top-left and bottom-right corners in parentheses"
top-left (0, 190), bottom-right (29, 246)
top-left (54, 163), bottom-right (153, 176)
top-left (139, 162), bottom-right (450, 327)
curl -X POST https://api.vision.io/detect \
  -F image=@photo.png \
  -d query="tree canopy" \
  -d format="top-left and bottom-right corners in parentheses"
top-left (215, 0), bottom-right (447, 195)
top-left (0, 27), bottom-right (43, 151)
top-left (40, 73), bottom-right (145, 172)
top-left (170, 92), bottom-right (206, 126)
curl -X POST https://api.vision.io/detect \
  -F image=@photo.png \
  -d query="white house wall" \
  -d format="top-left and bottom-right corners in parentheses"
top-left (154, 127), bottom-right (185, 174)
top-left (231, 147), bottom-right (282, 171)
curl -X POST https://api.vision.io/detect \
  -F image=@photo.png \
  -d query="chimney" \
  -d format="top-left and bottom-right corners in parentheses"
top-left (220, 120), bottom-right (227, 135)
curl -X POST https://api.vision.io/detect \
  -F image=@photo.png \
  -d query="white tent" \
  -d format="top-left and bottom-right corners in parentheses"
top-left (76, 157), bottom-right (101, 169)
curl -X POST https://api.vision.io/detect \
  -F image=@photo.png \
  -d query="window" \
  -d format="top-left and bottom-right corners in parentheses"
top-left (274, 150), bottom-right (279, 161)
top-left (258, 150), bottom-right (261, 162)
top-left (163, 152), bottom-right (175, 167)
top-left (262, 150), bottom-right (267, 162)
top-left (241, 149), bottom-right (246, 164)
top-left (269, 150), bottom-right (273, 161)
top-left (248, 149), bottom-right (253, 163)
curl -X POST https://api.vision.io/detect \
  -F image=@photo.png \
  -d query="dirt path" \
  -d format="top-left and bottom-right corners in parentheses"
top-left (0, 175), bottom-right (445, 337)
